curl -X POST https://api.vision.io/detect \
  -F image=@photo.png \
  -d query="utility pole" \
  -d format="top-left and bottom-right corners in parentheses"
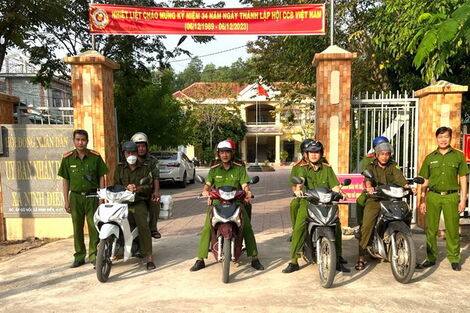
top-left (330, 0), bottom-right (334, 46)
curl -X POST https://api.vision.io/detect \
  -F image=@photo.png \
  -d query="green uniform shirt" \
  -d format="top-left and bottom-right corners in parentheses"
top-left (298, 162), bottom-right (340, 189)
top-left (359, 154), bottom-right (375, 172)
top-left (113, 161), bottom-right (153, 197)
top-left (419, 147), bottom-right (469, 191)
top-left (145, 154), bottom-right (160, 180)
top-left (206, 162), bottom-right (250, 189)
top-left (289, 162), bottom-right (305, 187)
top-left (58, 149), bottom-right (109, 192)
top-left (365, 159), bottom-right (408, 187)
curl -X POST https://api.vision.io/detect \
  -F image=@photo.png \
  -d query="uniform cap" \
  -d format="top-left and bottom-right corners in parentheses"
top-left (217, 140), bottom-right (233, 151)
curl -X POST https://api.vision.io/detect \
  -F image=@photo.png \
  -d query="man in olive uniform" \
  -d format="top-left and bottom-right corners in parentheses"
top-left (283, 140), bottom-right (350, 273)
top-left (417, 127), bottom-right (468, 271)
top-left (58, 129), bottom-right (108, 268)
top-left (190, 140), bottom-right (264, 271)
top-left (114, 141), bottom-right (156, 270)
top-left (355, 142), bottom-right (411, 270)
top-left (131, 132), bottom-right (162, 239)
top-left (354, 136), bottom-right (389, 238)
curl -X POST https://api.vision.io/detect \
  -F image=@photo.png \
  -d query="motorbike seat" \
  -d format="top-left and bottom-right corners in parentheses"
top-left (214, 203), bottom-right (239, 219)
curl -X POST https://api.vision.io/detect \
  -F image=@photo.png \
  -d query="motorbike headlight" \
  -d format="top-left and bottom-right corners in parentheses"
top-left (219, 189), bottom-right (236, 201)
top-left (383, 187), bottom-right (405, 198)
top-left (319, 193), bottom-right (332, 203)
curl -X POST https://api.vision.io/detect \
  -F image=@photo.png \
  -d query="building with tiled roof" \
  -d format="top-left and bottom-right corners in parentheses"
top-left (174, 81), bottom-right (314, 165)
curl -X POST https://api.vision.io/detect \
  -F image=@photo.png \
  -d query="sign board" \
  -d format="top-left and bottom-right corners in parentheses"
top-left (0, 125), bottom-right (73, 217)
top-left (464, 134), bottom-right (470, 164)
top-left (89, 4), bottom-right (325, 35)
top-left (337, 174), bottom-right (364, 203)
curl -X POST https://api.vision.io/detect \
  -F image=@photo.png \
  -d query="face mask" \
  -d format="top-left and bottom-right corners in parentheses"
top-left (126, 155), bottom-right (137, 165)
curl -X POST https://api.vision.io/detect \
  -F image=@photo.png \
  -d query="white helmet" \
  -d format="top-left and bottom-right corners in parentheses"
top-left (217, 140), bottom-right (233, 151)
top-left (131, 132), bottom-right (148, 144)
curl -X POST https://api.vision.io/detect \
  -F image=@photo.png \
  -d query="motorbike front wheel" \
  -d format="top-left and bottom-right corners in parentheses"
top-left (390, 232), bottom-right (416, 284)
top-left (96, 235), bottom-right (114, 283)
top-left (318, 237), bottom-right (336, 288)
top-left (222, 237), bottom-right (231, 283)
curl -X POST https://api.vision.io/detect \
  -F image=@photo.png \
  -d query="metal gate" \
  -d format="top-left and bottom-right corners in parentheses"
top-left (350, 91), bottom-right (419, 220)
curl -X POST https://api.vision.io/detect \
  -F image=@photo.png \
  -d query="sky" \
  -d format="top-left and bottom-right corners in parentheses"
top-left (163, 0), bottom-right (258, 72)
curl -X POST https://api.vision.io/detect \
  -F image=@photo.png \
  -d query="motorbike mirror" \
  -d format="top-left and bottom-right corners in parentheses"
top-left (139, 177), bottom-right (152, 185)
top-left (250, 176), bottom-right (260, 184)
top-left (291, 176), bottom-right (304, 185)
top-left (413, 177), bottom-right (425, 184)
top-left (342, 179), bottom-right (352, 186)
top-left (361, 169), bottom-right (374, 179)
top-left (196, 174), bottom-right (206, 184)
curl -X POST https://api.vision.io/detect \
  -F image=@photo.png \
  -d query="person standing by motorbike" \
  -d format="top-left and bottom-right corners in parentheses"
top-left (288, 139), bottom-right (314, 235)
top-left (58, 129), bottom-right (108, 268)
top-left (190, 140), bottom-right (264, 272)
top-left (355, 142), bottom-right (412, 270)
top-left (114, 141), bottom-right (156, 270)
top-left (131, 132), bottom-right (162, 239)
top-left (283, 140), bottom-right (350, 273)
top-left (417, 127), bottom-right (468, 271)
top-left (355, 136), bottom-right (390, 235)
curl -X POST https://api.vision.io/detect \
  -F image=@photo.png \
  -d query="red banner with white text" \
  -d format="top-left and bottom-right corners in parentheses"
top-left (89, 4), bottom-right (325, 35)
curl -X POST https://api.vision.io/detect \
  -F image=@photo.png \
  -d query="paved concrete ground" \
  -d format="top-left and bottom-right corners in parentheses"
top-left (1, 169), bottom-right (469, 312)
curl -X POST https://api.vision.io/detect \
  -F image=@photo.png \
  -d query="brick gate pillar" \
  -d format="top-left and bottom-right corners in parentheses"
top-left (313, 45), bottom-right (357, 226)
top-left (64, 50), bottom-right (120, 182)
top-left (0, 93), bottom-right (18, 124)
top-left (0, 93), bottom-right (19, 240)
top-left (415, 80), bottom-right (468, 228)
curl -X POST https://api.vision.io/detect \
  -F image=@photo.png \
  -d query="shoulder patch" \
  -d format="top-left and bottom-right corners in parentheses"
top-left (292, 160), bottom-right (302, 166)
top-left (322, 162), bottom-right (330, 167)
top-left (299, 161), bottom-right (309, 167)
top-left (90, 150), bottom-right (100, 156)
top-left (233, 161), bottom-right (244, 167)
top-left (211, 163), bottom-right (222, 169)
top-left (365, 153), bottom-right (375, 158)
top-left (62, 151), bottom-right (73, 158)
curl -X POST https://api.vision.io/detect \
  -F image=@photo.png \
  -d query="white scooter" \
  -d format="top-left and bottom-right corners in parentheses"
top-left (92, 177), bottom-right (150, 283)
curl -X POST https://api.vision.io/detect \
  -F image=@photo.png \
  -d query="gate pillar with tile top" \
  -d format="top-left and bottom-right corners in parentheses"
top-left (415, 81), bottom-right (468, 228)
top-left (64, 50), bottom-right (120, 183)
top-left (313, 45), bottom-right (357, 226)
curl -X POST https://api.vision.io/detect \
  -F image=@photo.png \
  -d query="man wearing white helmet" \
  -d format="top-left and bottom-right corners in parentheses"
top-left (190, 140), bottom-right (264, 272)
top-left (131, 132), bottom-right (162, 239)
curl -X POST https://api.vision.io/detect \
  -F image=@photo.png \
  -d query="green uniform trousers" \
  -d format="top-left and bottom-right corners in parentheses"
top-left (245, 202), bottom-right (252, 221)
top-left (128, 201), bottom-right (152, 256)
top-left (197, 203), bottom-right (258, 259)
top-left (356, 192), bottom-right (367, 226)
top-left (70, 192), bottom-right (99, 262)
top-left (290, 198), bottom-right (301, 230)
top-left (290, 200), bottom-right (343, 259)
top-left (425, 192), bottom-right (461, 263)
top-left (358, 199), bottom-right (380, 255)
top-left (147, 200), bottom-right (160, 232)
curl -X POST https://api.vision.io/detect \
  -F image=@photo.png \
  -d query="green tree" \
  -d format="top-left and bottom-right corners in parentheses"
top-left (174, 57), bottom-right (203, 90)
top-left (413, 2), bottom-right (470, 82)
top-left (371, 0), bottom-right (468, 87)
top-left (0, 0), bottom-right (66, 72)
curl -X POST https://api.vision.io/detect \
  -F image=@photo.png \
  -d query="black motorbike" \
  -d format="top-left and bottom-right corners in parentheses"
top-left (362, 169), bottom-right (424, 284)
top-left (292, 177), bottom-right (351, 288)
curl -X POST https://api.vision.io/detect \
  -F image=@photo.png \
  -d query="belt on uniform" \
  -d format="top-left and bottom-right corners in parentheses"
top-left (429, 189), bottom-right (458, 196)
top-left (71, 190), bottom-right (96, 196)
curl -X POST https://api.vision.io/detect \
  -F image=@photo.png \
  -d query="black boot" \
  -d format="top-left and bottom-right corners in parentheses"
top-left (282, 263), bottom-right (300, 273)
top-left (338, 256), bottom-right (348, 264)
top-left (190, 259), bottom-right (205, 271)
top-left (336, 262), bottom-right (351, 272)
top-left (251, 258), bottom-right (264, 270)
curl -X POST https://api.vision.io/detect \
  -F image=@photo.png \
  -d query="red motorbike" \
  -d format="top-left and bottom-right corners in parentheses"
top-left (197, 175), bottom-right (259, 283)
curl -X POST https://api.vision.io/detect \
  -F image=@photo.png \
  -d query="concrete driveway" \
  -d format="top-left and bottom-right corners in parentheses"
top-left (1, 169), bottom-right (469, 312)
